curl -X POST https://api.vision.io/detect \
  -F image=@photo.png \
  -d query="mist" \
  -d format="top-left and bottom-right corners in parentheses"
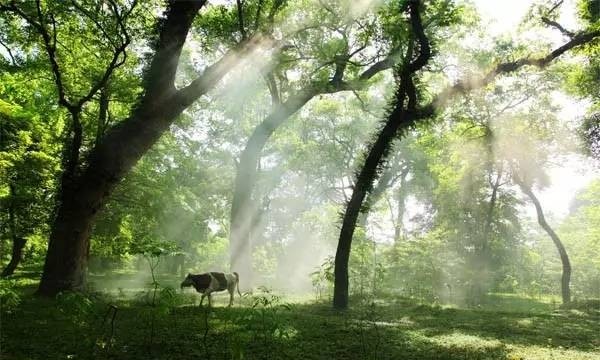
top-left (2, 0), bottom-right (599, 359)
top-left (83, 0), bottom-right (598, 305)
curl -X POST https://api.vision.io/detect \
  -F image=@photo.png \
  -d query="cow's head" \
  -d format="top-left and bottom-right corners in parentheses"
top-left (180, 273), bottom-right (194, 289)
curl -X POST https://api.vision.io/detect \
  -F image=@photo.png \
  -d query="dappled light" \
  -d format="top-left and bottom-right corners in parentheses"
top-left (1, 0), bottom-right (599, 359)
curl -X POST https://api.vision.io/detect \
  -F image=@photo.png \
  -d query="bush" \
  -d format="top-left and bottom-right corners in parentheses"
top-left (0, 279), bottom-right (21, 313)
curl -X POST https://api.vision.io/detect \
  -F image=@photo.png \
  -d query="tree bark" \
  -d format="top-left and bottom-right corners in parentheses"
top-left (357, 163), bottom-right (398, 228)
top-left (37, 0), bottom-right (210, 296)
top-left (517, 180), bottom-right (571, 304)
top-left (333, 0), bottom-right (430, 309)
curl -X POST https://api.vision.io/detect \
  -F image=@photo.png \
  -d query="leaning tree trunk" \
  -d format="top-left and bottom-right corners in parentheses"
top-left (2, 236), bottom-right (26, 277)
top-left (517, 180), bottom-right (571, 304)
top-left (37, 1), bottom-right (210, 295)
top-left (230, 90), bottom-right (315, 284)
top-left (332, 0), bottom-right (430, 309)
top-left (356, 163), bottom-right (397, 228)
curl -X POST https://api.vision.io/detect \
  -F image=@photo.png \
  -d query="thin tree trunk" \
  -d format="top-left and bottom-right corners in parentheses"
top-left (2, 184), bottom-right (25, 277)
top-left (517, 180), bottom-right (571, 304)
top-left (471, 167), bottom-right (502, 301)
top-left (2, 237), bottom-right (26, 277)
top-left (393, 167), bottom-right (409, 242)
top-left (37, 1), bottom-right (209, 296)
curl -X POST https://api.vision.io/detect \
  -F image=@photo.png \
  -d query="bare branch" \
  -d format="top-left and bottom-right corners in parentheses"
top-left (547, 0), bottom-right (564, 16)
top-left (0, 38), bottom-right (17, 66)
top-left (70, 0), bottom-right (119, 49)
top-left (357, 49), bottom-right (401, 81)
top-left (75, 0), bottom-right (136, 108)
top-left (541, 17), bottom-right (574, 38)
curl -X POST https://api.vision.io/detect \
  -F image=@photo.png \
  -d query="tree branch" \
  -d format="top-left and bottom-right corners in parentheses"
top-left (175, 36), bottom-right (263, 108)
top-left (420, 28), bottom-right (600, 117)
top-left (541, 17), bottom-right (574, 38)
top-left (0, 38), bottom-right (17, 66)
top-left (75, 0), bottom-right (137, 108)
top-left (8, 0), bottom-right (71, 109)
top-left (264, 72), bottom-right (281, 106)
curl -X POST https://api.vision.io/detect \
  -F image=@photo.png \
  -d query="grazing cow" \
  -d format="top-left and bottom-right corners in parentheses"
top-left (180, 272), bottom-right (241, 306)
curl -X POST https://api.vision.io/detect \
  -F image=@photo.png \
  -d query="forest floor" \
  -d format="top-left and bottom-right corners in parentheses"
top-left (1, 270), bottom-right (599, 360)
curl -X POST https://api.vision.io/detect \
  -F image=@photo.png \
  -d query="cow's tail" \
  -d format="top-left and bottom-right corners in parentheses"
top-left (233, 272), bottom-right (241, 297)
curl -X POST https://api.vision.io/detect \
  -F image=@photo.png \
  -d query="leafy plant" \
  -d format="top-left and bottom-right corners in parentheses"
top-left (310, 256), bottom-right (334, 301)
top-left (0, 279), bottom-right (21, 313)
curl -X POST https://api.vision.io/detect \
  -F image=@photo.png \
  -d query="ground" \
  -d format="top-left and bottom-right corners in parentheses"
top-left (1, 271), bottom-right (599, 360)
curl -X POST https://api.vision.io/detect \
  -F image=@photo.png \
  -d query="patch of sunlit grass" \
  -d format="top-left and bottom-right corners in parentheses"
top-left (429, 332), bottom-right (503, 350)
top-left (505, 344), bottom-right (600, 360)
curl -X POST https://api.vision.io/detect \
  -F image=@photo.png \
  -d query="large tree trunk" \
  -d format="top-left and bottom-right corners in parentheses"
top-left (333, 111), bottom-right (416, 308)
top-left (517, 180), bottom-right (571, 304)
top-left (37, 1), bottom-right (208, 296)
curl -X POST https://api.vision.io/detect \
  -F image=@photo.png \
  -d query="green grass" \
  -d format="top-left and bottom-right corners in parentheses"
top-left (1, 274), bottom-right (599, 360)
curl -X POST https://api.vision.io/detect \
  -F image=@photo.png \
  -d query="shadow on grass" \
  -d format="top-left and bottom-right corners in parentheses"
top-left (1, 279), bottom-right (599, 360)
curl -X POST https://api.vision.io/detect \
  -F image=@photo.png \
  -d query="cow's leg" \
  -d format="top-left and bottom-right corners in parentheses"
top-left (207, 292), bottom-right (212, 307)
top-left (228, 288), bottom-right (234, 307)
top-left (200, 293), bottom-right (206, 306)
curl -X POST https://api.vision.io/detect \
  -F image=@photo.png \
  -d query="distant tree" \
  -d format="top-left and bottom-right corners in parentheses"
top-left (514, 175), bottom-right (571, 303)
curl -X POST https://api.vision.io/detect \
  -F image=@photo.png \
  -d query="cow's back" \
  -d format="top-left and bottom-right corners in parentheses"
top-left (210, 272), bottom-right (228, 291)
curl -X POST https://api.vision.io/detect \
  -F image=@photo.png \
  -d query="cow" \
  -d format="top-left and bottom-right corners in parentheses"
top-left (180, 272), bottom-right (241, 307)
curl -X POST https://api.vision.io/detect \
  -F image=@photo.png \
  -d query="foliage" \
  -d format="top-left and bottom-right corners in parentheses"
top-left (310, 255), bottom-right (334, 300)
top-left (0, 278), bottom-right (21, 312)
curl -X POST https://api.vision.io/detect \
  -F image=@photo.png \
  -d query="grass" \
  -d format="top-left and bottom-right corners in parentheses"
top-left (1, 273), bottom-right (599, 360)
